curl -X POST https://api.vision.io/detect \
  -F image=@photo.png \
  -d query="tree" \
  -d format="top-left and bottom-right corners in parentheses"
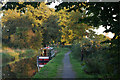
top-left (68, 10), bottom-right (92, 40)
top-left (57, 9), bottom-right (73, 44)
top-left (55, 2), bottom-right (119, 46)
top-left (2, 4), bottom-right (43, 49)
top-left (42, 14), bottom-right (61, 47)
top-left (57, 8), bottom-right (93, 44)
top-left (1, 2), bottom-right (40, 10)
top-left (2, 2), bottom-right (61, 49)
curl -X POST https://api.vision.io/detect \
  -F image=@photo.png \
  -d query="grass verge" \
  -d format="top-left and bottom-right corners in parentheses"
top-left (32, 47), bottom-right (69, 78)
top-left (69, 53), bottom-right (97, 78)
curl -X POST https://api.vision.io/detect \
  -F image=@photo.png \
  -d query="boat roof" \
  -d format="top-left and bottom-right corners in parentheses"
top-left (41, 47), bottom-right (53, 50)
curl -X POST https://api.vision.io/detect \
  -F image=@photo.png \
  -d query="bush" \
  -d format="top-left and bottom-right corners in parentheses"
top-left (71, 43), bottom-right (82, 60)
top-left (84, 50), bottom-right (107, 75)
top-left (71, 40), bottom-right (116, 78)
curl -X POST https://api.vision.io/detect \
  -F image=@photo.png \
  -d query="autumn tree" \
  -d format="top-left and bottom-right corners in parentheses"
top-left (57, 8), bottom-right (93, 45)
top-left (42, 14), bottom-right (61, 47)
top-left (2, 4), bottom-right (44, 49)
top-left (2, 2), bottom-right (61, 49)
top-left (2, 2), bottom-right (40, 10)
top-left (55, 2), bottom-right (119, 47)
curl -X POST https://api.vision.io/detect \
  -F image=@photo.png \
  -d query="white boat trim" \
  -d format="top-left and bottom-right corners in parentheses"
top-left (39, 65), bottom-right (44, 67)
top-left (39, 57), bottom-right (49, 59)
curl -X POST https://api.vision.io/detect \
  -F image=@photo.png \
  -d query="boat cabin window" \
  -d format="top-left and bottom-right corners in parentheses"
top-left (40, 48), bottom-right (53, 57)
top-left (44, 50), bottom-right (47, 56)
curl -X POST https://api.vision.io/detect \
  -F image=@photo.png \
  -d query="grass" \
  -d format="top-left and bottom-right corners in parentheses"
top-left (32, 47), bottom-right (69, 78)
top-left (69, 53), bottom-right (97, 78)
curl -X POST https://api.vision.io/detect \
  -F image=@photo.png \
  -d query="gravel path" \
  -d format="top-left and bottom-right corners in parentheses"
top-left (62, 51), bottom-right (76, 78)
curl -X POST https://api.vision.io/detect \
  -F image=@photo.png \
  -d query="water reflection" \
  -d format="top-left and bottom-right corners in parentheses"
top-left (2, 56), bottom-right (38, 78)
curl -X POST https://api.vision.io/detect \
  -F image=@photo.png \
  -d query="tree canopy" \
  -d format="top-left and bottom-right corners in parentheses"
top-left (2, 2), bottom-right (61, 49)
top-left (55, 2), bottom-right (119, 47)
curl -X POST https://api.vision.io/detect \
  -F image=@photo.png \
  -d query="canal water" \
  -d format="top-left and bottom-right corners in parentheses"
top-left (2, 55), bottom-right (38, 79)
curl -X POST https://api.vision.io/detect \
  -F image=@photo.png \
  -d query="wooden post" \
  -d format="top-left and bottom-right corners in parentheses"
top-left (81, 49), bottom-right (84, 61)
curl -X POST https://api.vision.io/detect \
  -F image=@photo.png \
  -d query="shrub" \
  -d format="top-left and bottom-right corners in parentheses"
top-left (71, 43), bottom-right (82, 59)
top-left (84, 50), bottom-right (107, 75)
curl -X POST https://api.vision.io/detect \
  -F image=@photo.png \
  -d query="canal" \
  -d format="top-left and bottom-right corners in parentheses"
top-left (2, 55), bottom-right (38, 79)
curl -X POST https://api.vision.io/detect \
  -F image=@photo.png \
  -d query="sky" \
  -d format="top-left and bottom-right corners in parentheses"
top-left (93, 26), bottom-right (114, 38)
top-left (47, 1), bottom-right (60, 9)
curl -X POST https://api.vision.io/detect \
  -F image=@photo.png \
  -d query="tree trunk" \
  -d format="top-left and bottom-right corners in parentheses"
top-left (81, 54), bottom-right (84, 61)
top-left (81, 50), bottom-right (84, 61)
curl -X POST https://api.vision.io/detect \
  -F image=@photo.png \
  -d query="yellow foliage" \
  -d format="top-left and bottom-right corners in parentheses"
top-left (82, 2), bottom-right (86, 6)
top-left (115, 36), bottom-right (118, 39)
top-left (18, 2), bottom-right (24, 4)
top-left (53, 40), bottom-right (55, 43)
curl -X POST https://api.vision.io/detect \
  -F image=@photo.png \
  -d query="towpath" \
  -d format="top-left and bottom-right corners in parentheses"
top-left (62, 51), bottom-right (76, 78)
